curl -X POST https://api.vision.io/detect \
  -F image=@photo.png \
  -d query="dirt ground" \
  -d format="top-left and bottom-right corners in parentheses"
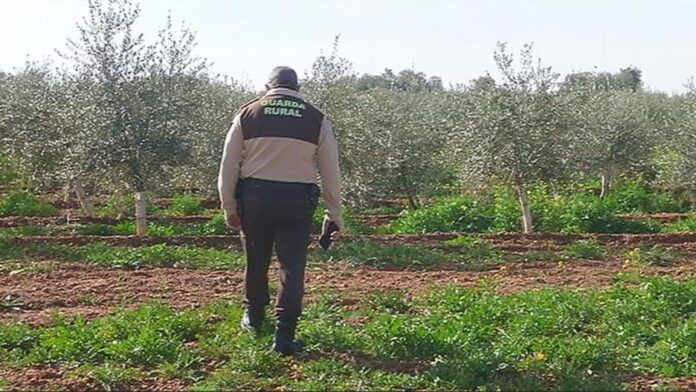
top-left (6, 232), bottom-right (696, 253)
top-left (1, 231), bottom-right (694, 390)
top-left (1, 255), bottom-right (693, 326)
top-left (0, 365), bottom-right (187, 392)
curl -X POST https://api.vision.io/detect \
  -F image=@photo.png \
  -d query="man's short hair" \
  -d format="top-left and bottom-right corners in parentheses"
top-left (267, 66), bottom-right (299, 90)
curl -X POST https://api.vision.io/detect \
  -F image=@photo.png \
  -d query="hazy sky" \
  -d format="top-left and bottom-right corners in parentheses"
top-left (1, 0), bottom-right (695, 93)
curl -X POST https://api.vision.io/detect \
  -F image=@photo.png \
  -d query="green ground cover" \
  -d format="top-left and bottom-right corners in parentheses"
top-left (0, 276), bottom-right (692, 390)
top-left (1, 237), bottom-right (682, 273)
top-left (387, 183), bottom-right (693, 234)
top-left (0, 241), bottom-right (244, 271)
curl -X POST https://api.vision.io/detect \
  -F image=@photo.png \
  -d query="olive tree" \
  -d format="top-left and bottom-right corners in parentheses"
top-left (458, 43), bottom-right (569, 233)
top-left (171, 77), bottom-right (252, 194)
top-left (61, 0), bottom-right (210, 234)
top-left (0, 63), bottom-right (65, 190)
top-left (654, 85), bottom-right (696, 194)
top-left (565, 85), bottom-right (656, 197)
top-left (303, 41), bottom-right (457, 206)
top-left (342, 89), bottom-right (455, 208)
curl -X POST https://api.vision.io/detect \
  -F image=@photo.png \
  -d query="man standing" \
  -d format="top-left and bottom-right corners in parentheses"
top-left (218, 66), bottom-right (343, 355)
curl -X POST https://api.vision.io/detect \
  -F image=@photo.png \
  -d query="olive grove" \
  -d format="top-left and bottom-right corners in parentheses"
top-left (1, 0), bottom-right (694, 234)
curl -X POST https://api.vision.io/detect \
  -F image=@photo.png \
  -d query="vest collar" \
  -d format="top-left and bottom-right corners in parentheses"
top-left (265, 87), bottom-right (304, 100)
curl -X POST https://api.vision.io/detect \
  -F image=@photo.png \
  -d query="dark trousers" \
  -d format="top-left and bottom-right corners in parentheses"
top-left (237, 178), bottom-right (318, 325)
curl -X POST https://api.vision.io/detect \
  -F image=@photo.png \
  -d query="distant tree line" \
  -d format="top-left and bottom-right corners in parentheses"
top-left (0, 0), bottom-right (694, 234)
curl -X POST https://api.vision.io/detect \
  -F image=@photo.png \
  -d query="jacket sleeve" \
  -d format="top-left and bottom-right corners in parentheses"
top-left (317, 117), bottom-right (344, 230)
top-left (217, 114), bottom-right (244, 214)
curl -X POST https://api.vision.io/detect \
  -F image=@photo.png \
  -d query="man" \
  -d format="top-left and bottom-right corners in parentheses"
top-left (218, 66), bottom-right (343, 355)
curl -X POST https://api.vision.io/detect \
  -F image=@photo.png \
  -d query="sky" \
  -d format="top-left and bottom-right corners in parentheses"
top-left (1, 0), bottom-right (695, 93)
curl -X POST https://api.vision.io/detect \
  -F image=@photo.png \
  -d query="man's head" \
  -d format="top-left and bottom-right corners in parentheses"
top-left (266, 66), bottom-right (299, 91)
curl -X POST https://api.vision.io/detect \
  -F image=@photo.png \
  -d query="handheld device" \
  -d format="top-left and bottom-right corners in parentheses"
top-left (319, 221), bottom-right (339, 250)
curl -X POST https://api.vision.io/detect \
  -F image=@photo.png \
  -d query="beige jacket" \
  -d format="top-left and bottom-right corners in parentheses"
top-left (218, 88), bottom-right (344, 230)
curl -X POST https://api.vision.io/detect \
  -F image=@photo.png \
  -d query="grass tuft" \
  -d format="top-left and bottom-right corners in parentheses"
top-left (564, 240), bottom-right (606, 260)
top-left (625, 246), bottom-right (681, 267)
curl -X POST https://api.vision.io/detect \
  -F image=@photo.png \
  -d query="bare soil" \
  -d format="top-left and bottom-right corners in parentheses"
top-left (5, 232), bottom-right (696, 252)
top-left (0, 365), bottom-right (187, 391)
top-left (626, 375), bottom-right (696, 391)
top-left (1, 255), bottom-right (693, 326)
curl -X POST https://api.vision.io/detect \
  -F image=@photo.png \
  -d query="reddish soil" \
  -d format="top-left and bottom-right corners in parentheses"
top-left (0, 365), bottom-right (187, 391)
top-left (6, 232), bottom-right (696, 253)
top-left (1, 256), bottom-right (693, 326)
top-left (626, 376), bottom-right (696, 391)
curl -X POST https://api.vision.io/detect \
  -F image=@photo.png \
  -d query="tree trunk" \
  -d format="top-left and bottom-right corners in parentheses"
top-left (63, 182), bottom-right (71, 203)
top-left (516, 184), bottom-right (534, 233)
top-left (600, 171), bottom-right (611, 198)
top-left (406, 193), bottom-right (419, 210)
top-left (73, 179), bottom-right (95, 217)
top-left (135, 192), bottom-right (147, 236)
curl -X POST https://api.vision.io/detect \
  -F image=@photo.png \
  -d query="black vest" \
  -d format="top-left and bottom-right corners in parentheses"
top-left (238, 93), bottom-right (324, 145)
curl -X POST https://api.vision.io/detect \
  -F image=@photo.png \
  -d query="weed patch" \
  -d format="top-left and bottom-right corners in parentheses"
top-left (0, 191), bottom-right (57, 217)
top-left (163, 194), bottom-right (204, 216)
top-left (0, 241), bottom-right (244, 270)
top-left (625, 246), bottom-right (681, 267)
top-left (564, 240), bottom-right (606, 260)
top-left (0, 277), bottom-right (693, 390)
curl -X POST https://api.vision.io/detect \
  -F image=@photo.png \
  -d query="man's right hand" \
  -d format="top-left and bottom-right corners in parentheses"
top-left (225, 210), bottom-right (241, 231)
top-left (320, 215), bottom-right (342, 250)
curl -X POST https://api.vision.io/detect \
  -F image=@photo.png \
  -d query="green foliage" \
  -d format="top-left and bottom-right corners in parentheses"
top-left (607, 182), bottom-right (685, 213)
top-left (163, 194), bottom-right (204, 216)
top-left (365, 291), bottom-right (411, 313)
top-left (196, 215), bottom-right (229, 235)
top-left (0, 191), bottom-right (57, 217)
top-left (301, 277), bottom-right (696, 389)
top-left (97, 193), bottom-right (160, 218)
top-left (564, 240), bottom-right (606, 260)
top-left (0, 278), bottom-right (694, 390)
top-left (355, 203), bottom-right (406, 215)
top-left (662, 215), bottom-right (696, 233)
top-left (390, 187), bottom-right (667, 234)
top-left (78, 216), bottom-right (230, 236)
top-left (518, 250), bottom-right (558, 262)
top-left (73, 364), bottom-right (141, 391)
top-left (0, 226), bottom-right (52, 237)
top-left (390, 196), bottom-right (494, 233)
top-left (77, 244), bottom-right (243, 270)
top-left (625, 246), bottom-right (681, 267)
top-left (442, 236), bottom-right (500, 262)
top-left (0, 155), bottom-right (24, 189)
top-left (11, 305), bottom-right (207, 370)
top-left (78, 223), bottom-right (125, 236)
top-left (0, 241), bottom-right (244, 270)
top-left (556, 194), bottom-right (661, 234)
